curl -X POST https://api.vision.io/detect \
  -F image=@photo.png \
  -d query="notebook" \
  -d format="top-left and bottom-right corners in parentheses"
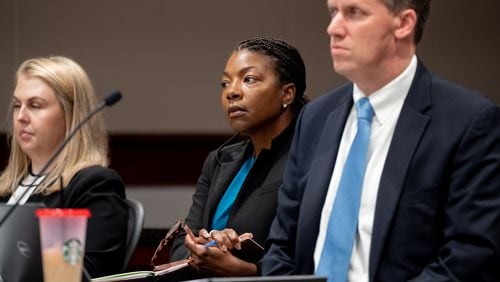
top-left (0, 203), bottom-right (45, 282)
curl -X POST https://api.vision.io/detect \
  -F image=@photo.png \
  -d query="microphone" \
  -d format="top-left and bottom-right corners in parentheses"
top-left (103, 91), bottom-right (122, 107)
top-left (0, 91), bottom-right (123, 227)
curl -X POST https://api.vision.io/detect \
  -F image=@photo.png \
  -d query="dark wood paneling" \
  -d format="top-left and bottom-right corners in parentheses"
top-left (0, 133), bottom-right (232, 185)
top-left (108, 134), bottom-right (231, 185)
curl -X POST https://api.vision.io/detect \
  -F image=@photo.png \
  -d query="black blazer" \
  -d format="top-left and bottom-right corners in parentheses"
top-left (170, 124), bottom-right (295, 263)
top-left (0, 165), bottom-right (128, 278)
top-left (261, 61), bottom-right (500, 281)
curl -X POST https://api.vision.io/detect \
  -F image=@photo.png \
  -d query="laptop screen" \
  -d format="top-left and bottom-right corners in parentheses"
top-left (0, 203), bottom-right (45, 282)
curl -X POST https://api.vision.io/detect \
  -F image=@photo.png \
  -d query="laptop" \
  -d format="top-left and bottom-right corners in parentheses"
top-left (0, 203), bottom-right (45, 282)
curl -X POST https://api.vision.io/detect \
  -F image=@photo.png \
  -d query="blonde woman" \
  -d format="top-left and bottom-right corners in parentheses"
top-left (0, 56), bottom-right (128, 278)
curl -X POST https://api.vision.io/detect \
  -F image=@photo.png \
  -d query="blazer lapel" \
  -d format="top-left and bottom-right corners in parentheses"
top-left (369, 61), bottom-right (433, 281)
top-left (204, 142), bottom-right (248, 227)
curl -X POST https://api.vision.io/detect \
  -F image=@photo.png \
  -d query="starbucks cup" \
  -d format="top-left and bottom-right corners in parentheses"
top-left (36, 208), bottom-right (91, 282)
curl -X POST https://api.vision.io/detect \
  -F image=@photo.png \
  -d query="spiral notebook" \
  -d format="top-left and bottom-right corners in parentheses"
top-left (0, 203), bottom-right (45, 282)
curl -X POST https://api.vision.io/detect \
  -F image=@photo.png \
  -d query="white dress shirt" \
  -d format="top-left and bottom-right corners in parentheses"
top-left (314, 55), bottom-right (418, 281)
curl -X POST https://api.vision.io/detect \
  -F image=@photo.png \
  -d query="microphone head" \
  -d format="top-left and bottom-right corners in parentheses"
top-left (104, 91), bottom-right (122, 106)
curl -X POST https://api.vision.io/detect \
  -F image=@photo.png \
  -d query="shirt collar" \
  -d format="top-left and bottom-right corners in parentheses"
top-left (352, 55), bottom-right (417, 125)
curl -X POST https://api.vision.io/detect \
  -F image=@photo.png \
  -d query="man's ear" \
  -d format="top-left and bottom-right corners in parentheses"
top-left (394, 9), bottom-right (417, 41)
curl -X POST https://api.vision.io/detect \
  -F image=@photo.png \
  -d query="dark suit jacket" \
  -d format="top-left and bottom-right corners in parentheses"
top-left (0, 165), bottom-right (128, 278)
top-left (261, 61), bottom-right (500, 281)
top-left (170, 125), bottom-right (294, 264)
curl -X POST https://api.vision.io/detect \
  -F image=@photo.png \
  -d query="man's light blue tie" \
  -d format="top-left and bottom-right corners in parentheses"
top-left (316, 97), bottom-right (374, 282)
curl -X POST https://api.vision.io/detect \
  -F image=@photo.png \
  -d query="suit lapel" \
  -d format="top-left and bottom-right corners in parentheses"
top-left (369, 62), bottom-right (432, 281)
top-left (299, 92), bottom-right (354, 261)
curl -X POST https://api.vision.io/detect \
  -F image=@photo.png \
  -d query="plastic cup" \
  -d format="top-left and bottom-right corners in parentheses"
top-left (36, 208), bottom-right (91, 282)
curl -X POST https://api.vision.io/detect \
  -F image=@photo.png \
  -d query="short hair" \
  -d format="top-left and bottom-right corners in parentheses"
top-left (384, 0), bottom-right (432, 44)
top-left (0, 56), bottom-right (108, 196)
top-left (235, 37), bottom-right (309, 115)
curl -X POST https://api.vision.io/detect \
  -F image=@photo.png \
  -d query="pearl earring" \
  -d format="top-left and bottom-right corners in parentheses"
top-left (283, 104), bottom-right (288, 108)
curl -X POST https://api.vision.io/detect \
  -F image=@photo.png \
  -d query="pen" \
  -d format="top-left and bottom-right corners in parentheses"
top-left (204, 240), bottom-right (218, 248)
top-left (185, 224), bottom-right (219, 248)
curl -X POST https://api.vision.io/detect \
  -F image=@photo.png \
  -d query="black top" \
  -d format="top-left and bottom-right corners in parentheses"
top-left (170, 123), bottom-right (295, 265)
top-left (0, 165), bottom-right (128, 278)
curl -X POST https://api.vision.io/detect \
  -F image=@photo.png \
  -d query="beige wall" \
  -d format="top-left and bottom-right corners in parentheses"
top-left (1, 0), bottom-right (499, 134)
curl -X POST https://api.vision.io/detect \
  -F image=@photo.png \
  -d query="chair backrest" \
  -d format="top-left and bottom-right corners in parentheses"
top-left (123, 198), bottom-right (145, 272)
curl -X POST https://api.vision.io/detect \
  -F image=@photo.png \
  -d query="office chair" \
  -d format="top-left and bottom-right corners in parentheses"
top-left (122, 198), bottom-right (145, 272)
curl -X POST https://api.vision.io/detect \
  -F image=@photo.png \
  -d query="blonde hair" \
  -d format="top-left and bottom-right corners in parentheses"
top-left (0, 56), bottom-right (109, 196)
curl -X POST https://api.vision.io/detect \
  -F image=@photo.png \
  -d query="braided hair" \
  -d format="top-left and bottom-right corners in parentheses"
top-left (235, 37), bottom-right (309, 116)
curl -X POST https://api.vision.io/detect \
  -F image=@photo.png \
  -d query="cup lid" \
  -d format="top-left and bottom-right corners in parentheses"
top-left (35, 208), bottom-right (91, 218)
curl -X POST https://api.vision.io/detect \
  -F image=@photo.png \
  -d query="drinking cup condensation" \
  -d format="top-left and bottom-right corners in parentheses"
top-left (36, 208), bottom-right (91, 282)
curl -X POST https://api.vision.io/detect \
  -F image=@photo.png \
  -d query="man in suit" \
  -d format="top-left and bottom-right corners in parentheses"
top-left (261, 0), bottom-right (500, 281)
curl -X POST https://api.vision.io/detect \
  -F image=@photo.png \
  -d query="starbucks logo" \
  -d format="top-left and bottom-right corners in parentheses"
top-left (62, 238), bottom-right (83, 266)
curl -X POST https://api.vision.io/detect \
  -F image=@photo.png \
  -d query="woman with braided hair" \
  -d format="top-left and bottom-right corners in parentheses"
top-left (169, 37), bottom-right (309, 277)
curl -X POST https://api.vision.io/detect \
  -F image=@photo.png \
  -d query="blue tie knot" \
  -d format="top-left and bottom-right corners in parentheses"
top-left (356, 97), bottom-right (374, 121)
